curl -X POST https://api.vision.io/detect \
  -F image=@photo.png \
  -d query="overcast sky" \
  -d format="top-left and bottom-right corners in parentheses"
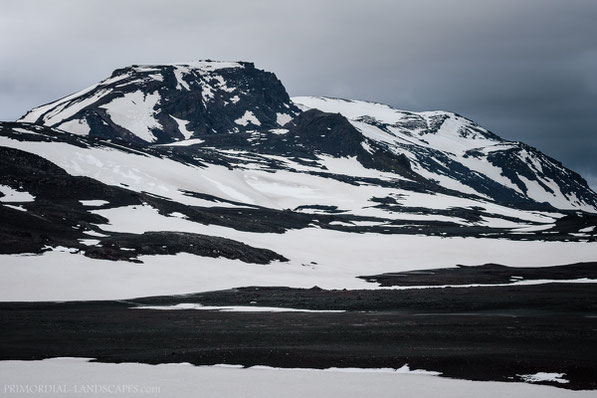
top-left (1, 0), bottom-right (596, 189)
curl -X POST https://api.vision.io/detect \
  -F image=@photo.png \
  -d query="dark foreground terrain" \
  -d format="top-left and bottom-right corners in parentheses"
top-left (1, 282), bottom-right (596, 390)
top-left (360, 261), bottom-right (597, 286)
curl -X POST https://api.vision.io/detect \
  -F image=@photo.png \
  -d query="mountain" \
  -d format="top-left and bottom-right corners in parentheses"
top-left (15, 61), bottom-right (597, 214)
top-left (19, 61), bottom-right (299, 144)
top-left (1, 60), bottom-right (596, 270)
top-left (3, 60), bottom-right (597, 391)
top-left (293, 96), bottom-right (597, 212)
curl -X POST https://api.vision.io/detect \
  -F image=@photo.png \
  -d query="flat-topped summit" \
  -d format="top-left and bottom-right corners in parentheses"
top-left (19, 61), bottom-right (299, 144)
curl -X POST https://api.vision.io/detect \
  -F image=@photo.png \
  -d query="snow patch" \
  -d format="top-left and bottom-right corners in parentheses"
top-left (0, 185), bottom-right (35, 203)
top-left (79, 239), bottom-right (101, 246)
top-left (159, 138), bottom-right (205, 147)
top-left (0, 358), bottom-right (591, 398)
top-left (518, 373), bottom-right (569, 384)
top-left (170, 61), bottom-right (244, 72)
top-left (4, 204), bottom-right (27, 212)
top-left (2, 229), bottom-right (597, 301)
top-left (57, 118), bottom-right (91, 136)
top-left (173, 66), bottom-right (191, 91)
top-left (170, 115), bottom-right (194, 139)
top-left (276, 112), bottom-right (292, 126)
top-left (235, 111), bottom-right (261, 127)
top-left (101, 90), bottom-right (162, 143)
top-left (137, 303), bottom-right (345, 313)
top-left (79, 200), bottom-right (109, 207)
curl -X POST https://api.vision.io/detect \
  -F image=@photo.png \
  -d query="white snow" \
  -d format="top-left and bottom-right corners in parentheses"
top-left (44, 89), bottom-right (110, 127)
top-left (361, 140), bottom-right (374, 154)
top-left (0, 134), bottom-right (565, 225)
top-left (519, 373), bottom-right (570, 384)
top-left (170, 115), bottom-right (194, 139)
top-left (1, 227), bottom-right (597, 301)
top-left (517, 175), bottom-right (585, 211)
top-left (79, 200), bottom-right (109, 206)
top-left (173, 66), bottom-right (191, 90)
top-left (147, 73), bottom-right (163, 82)
top-left (170, 60), bottom-right (244, 72)
top-left (293, 96), bottom-right (411, 125)
top-left (79, 239), bottom-right (100, 246)
top-left (42, 246), bottom-right (78, 253)
top-left (0, 358), bottom-right (592, 398)
top-left (137, 303), bottom-right (345, 313)
top-left (3, 204), bottom-right (27, 212)
top-left (235, 110), bottom-right (261, 126)
top-left (292, 96), bottom-right (597, 213)
top-left (380, 278), bottom-right (597, 291)
top-left (159, 138), bottom-right (205, 147)
top-left (0, 136), bottom-right (238, 208)
top-left (276, 112), bottom-right (293, 126)
top-left (0, 185), bottom-right (35, 202)
top-left (0, 131), bottom-right (564, 226)
top-left (56, 118), bottom-right (91, 136)
top-left (82, 230), bottom-right (109, 237)
top-left (101, 90), bottom-right (162, 143)
top-left (18, 83), bottom-right (103, 124)
top-left (513, 224), bottom-right (555, 233)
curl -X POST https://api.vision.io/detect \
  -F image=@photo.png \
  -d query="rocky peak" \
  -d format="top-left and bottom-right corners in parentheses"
top-left (19, 60), bottom-right (300, 144)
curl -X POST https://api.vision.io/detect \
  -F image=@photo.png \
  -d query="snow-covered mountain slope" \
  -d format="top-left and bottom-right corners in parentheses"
top-left (19, 61), bottom-right (299, 144)
top-left (3, 61), bottom-right (597, 299)
top-left (2, 122), bottom-right (572, 233)
top-left (16, 61), bottom-right (596, 212)
top-left (292, 96), bottom-right (597, 212)
top-left (2, 121), bottom-right (596, 249)
top-left (0, 123), bottom-right (596, 301)
top-left (2, 123), bottom-right (597, 301)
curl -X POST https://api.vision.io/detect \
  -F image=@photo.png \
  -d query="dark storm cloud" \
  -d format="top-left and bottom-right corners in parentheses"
top-left (1, 0), bottom-right (596, 188)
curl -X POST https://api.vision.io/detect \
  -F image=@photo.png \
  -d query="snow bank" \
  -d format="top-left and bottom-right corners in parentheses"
top-left (0, 358), bottom-right (591, 398)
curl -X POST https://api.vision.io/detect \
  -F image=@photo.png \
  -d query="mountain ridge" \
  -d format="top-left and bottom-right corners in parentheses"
top-left (7, 60), bottom-right (597, 215)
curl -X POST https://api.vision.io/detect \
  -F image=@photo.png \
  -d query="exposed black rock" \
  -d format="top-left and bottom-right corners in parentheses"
top-left (0, 145), bottom-right (290, 264)
top-left (359, 262), bottom-right (597, 287)
top-left (85, 231), bottom-right (287, 264)
top-left (1, 283), bottom-right (596, 390)
top-left (19, 61), bottom-right (300, 144)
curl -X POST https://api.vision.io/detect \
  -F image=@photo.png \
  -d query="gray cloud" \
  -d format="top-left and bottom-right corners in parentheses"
top-left (1, 0), bottom-right (596, 189)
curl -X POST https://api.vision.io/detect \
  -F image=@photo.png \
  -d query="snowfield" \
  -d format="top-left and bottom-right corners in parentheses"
top-left (0, 358), bottom-right (593, 398)
top-left (292, 96), bottom-right (597, 213)
top-left (1, 232), bottom-right (596, 301)
top-left (0, 184), bottom-right (35, 203)
top-left (0, 135), bottom-right (563, 227)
